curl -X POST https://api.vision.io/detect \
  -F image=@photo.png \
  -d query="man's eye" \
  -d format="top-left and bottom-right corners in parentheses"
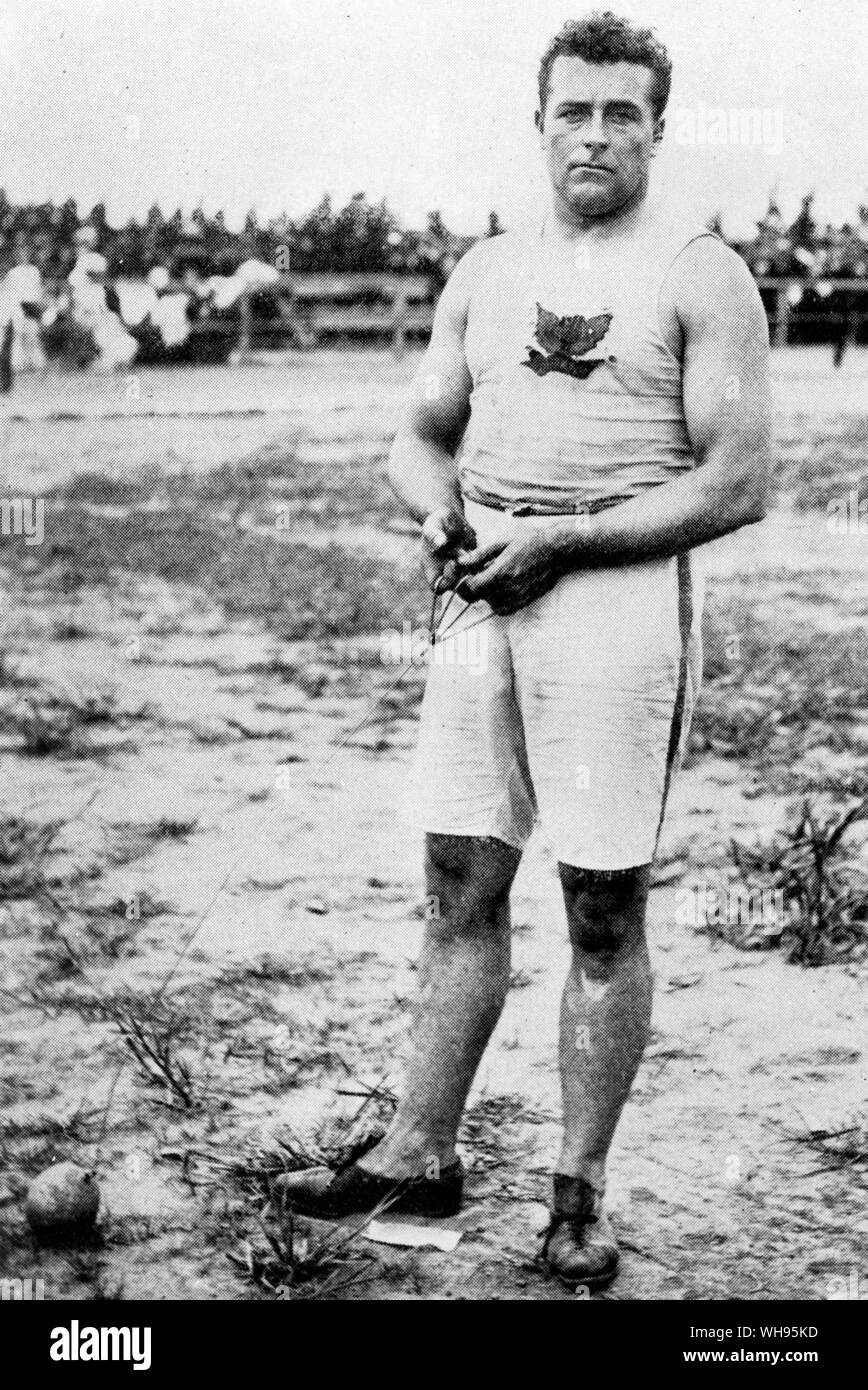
top-left (609, 109), bottom-right (635, 122)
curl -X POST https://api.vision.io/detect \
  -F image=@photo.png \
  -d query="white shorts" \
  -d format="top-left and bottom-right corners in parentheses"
top-left (404, 499), bottom-right (703, 871)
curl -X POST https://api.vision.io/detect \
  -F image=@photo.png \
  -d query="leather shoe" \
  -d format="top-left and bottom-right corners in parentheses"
top-left (540, 1174), bottom-right (619, 1290)
top-left (273, 1156), bottom-right (463, 1221)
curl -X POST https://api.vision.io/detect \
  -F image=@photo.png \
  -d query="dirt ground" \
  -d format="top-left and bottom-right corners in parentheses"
top-left (0, 349), bottom-right (866, 1300)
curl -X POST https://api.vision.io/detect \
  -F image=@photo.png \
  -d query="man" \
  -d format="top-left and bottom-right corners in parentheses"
top-left (282, 11), bottom-right (771, 1290)
top-left (68, 250), bottom-right (137, 372)
top-left (1, 245), bottom-right (46, 375)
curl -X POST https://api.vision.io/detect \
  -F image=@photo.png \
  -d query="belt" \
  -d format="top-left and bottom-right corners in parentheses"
top-left (462, 490), bottom-right (629, 518)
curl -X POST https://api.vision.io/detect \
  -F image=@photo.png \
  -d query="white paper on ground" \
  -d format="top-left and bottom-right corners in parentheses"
top-left (363, 1220), bottom-right (462, 1252)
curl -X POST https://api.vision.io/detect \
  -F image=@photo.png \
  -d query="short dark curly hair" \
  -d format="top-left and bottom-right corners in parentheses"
top-left (538, 12), bottom-right (672, 122)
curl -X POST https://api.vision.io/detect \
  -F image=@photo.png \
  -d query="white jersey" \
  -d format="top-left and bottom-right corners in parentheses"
top-left (457, 198), bottom-right (718, 514)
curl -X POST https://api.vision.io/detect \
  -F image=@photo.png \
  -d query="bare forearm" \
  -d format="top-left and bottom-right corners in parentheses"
top-left (548, 453), bottom-right (769, 574)
top-left (387, 429), bottom-right (463, 526)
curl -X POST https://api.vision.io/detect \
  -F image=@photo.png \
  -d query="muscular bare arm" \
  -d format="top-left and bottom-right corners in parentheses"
top-left (387, 250), bottom-right (479, 585)
top-left (459, 238), bottom-right (773, 611)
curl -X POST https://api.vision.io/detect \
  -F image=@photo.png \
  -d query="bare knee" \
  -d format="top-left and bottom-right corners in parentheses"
top-left (559, 864), bottom-right (650, 965)
top-left (425, 834), bottom-right (520, 936)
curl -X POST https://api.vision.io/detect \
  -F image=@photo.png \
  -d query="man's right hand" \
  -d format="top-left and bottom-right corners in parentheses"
top-left (421, 506), bottom-right (478, 590)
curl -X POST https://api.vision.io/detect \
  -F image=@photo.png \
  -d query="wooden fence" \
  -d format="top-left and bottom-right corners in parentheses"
top-left (235, 271), bottom-right (437, 355)
top-left (1, 271), bottom-right (861, 389)
top-left (221, 272), bottom-right (868, 355)
top-left (755, 277), bottom-right (868, 347)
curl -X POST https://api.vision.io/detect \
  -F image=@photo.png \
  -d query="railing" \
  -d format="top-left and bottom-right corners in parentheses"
top-left (233, 271), bottom-right (437, 355)
top-left (3, 272), bottom-right (862, 385)
top-left (755, 277), bottom-right (868, 347)
top-left (224, 273), bottom-right (868, 355)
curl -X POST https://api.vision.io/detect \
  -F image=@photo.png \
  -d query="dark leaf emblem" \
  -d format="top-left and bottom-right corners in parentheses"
top-left (522, 303), bottom-right (614, 379)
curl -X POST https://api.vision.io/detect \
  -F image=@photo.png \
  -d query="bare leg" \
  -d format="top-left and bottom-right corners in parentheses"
top-left (556, 864), bottom-right (653, 1189)
top-left (360, 833), bottom-right (520, 1179)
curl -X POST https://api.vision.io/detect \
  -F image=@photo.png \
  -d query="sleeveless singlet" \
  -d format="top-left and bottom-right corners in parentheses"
top-left (457, 198), bottom-right (718, 514)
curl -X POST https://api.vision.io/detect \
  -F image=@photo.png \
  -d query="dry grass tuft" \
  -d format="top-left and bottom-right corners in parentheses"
top-left (729, 780), bottom-right (868, 964)
top-left (0, 816), bottom-right (61, 900)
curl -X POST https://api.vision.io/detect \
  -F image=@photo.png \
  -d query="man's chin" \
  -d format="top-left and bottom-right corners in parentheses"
top-left (559, 175), bottom-right (638, 219)
top-left (564, 189), bottom-right (617, 218)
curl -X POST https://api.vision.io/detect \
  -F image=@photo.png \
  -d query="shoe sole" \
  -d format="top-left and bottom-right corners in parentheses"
top-left (543, 1258), bottom-right (620, 1293)
top-left (284, 1192), bottom-right (463, 1222)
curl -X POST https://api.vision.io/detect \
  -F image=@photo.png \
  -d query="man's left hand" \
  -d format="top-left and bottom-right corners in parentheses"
top-left (456, 530), bottom-right (567, 615)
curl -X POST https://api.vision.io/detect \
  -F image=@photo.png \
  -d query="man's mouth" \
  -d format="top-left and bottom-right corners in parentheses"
top-left (570, 164), bottom-right (611, 175)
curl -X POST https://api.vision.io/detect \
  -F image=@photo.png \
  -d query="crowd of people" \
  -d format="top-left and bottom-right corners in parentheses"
top-left (0, 190), bottom-right (865, 374)
top-left (0, 218), bottom-right (281, 374)
top-left (735, 193), bottom-right (868, 280)
top-left (733, 194), bottom-right (868, 362)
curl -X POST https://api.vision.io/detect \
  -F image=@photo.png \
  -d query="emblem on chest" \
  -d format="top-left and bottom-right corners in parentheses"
top-left (522, 302), bottom-right (615, 379)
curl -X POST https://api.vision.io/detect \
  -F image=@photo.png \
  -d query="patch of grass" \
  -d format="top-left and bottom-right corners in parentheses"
top-left (218, 956), bottom-right (335, 991)
top-left (1, 700), bottom-right (93, 758)
top-left (0, 653), bottom-right (35, 689)
top-left (33, 935), bottom-right (86, 985)
top-left (0, 686), bottom-right (133, 760)
top-left (312, 1084), bottom-right (397, 1169)
top-left (164, 441), bottom-right (392, 527)
top-left (152, 817), bottom-right (197, 840)
top-left (0, 816), bottom-right (61, 900)
top-left (49, 441), bottom-right (393, 530)
top-left (104, 819), bottom-right (197, 866)
top-left (259, 1048), bottom-right (347, 1094)
top-left (50, 618), bottom-right (92, 641)
top-left (102, 889), bottom-right (174, 920)
top-left (777, 418), bottom-right (868, 512)
top-left (28, 977), bottom-right (204, 1109)
top-left (0, 504), bottom-right (427, 642)
top-left (727, 778), bottom-right (868, 964)
top-left (693, 591), bottom-right (868, 764)
top-left (460, 1093), bottom-right (549, 1172)
top-left (79, 893), bottom-right (173, 960)
top-left (787, 1118), bottom-right (868, 1177)
top-left (65, 1252), bottom-right (125, 1301)
top-left (51, 467), bottom-right (161, 509)
top-left (229, 1181), bottom-right (381, 1299)
top-left (252, 650), bottom-right (381, 702)
top-left (94, 991), bottom-right (199, 1109)
top-left (169, 1086), bottom-right (399, 1295)
top-left (187, 1081), bottom-right (397, 1202)
top-left (0, 1106), bottom-right (102, 1177)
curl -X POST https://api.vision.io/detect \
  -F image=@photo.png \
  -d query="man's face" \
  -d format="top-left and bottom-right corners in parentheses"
top-left (537, 56), bottom-right (663, 218)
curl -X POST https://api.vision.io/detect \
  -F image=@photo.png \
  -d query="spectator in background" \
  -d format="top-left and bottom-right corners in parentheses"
top-left (147, 265), bottom-right (193, 351)
top-left (1, 242), bottom-right (46, 372)
top-left (823, 226), bottom-right (866, 368)
top-left (68, 249), bottom-right (137, 371)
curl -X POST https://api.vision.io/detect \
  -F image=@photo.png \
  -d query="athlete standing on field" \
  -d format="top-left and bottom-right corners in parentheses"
top-left (282, 11), bottom-right (772, 1291)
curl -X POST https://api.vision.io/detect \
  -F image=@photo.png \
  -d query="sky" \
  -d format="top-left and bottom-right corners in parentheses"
top-left (0, 0), bottom-right (865, 240)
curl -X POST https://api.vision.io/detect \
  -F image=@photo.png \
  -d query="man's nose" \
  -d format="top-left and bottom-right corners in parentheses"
top-left (581, 111), bottom-right (609, 149)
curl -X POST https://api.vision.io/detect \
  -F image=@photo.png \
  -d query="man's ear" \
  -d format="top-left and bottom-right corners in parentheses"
top-left (534, 109), bottom-right (543, 136)
top-left (652, 116), bottom-right (665, 151)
